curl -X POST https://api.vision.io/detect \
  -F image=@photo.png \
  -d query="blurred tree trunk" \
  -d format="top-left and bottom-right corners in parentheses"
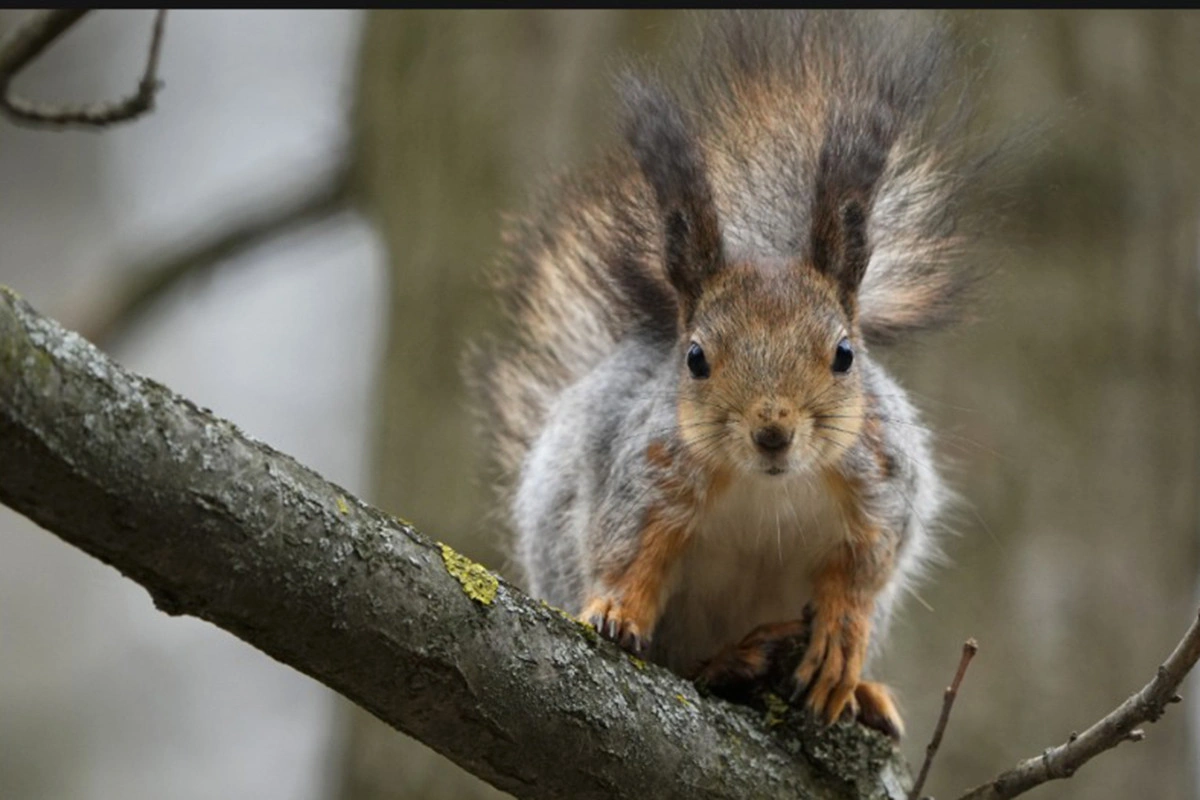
top-left (340, 11), bottom-right (678, 799)
top-left (881, 11), bottom-right (1200, 800)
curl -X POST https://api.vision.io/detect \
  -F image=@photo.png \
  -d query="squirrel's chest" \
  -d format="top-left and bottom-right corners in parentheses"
top-left (650, 473), bottom-right (846, 673)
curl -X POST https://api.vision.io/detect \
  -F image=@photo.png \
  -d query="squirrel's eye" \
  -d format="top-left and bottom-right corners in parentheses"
top-left (686, 342), bottom-right (710, 379)
top-left (832, 337), bottom-right (854, 374)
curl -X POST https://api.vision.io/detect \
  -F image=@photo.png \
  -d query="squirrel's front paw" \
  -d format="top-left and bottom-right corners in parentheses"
top-left (580, 595), bottom-right (652, 656)
top-left (790, 603), bottom-right (869, 725)
top-left (692, 619), bottom-right (809, 697)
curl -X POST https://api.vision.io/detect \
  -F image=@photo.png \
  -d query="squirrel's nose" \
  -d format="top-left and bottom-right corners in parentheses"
top-left (752, 425), bottom-right (792, 454)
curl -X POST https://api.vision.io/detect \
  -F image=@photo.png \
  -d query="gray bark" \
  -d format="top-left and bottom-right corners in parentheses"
top-left (0, 286), bottom-right (909, 800)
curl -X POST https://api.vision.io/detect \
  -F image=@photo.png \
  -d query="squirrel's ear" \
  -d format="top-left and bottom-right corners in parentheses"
top-left (810, 105), bottom-right (897, 316)
top-left (622, 75), bottom-right (724, 322)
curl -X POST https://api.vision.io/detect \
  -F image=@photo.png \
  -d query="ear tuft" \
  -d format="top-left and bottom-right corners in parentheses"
top-left (810, 103), bottom-right (900, 314)
top-left (621, 74), bottom-right (723, 320)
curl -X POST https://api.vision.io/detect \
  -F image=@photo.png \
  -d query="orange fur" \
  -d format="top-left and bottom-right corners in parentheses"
top-left (796, 565), bottom-right (873, 724)
top-left (693, 617), bottom-right (906, 740)
top-left (584, 443), bottom-right (734, 654)
top-left (582, 507), bottom-right (690, 654)
top-left (796, 470), bottom-right (897, 723)
top-left (645, 440), bottom-right (673, 470)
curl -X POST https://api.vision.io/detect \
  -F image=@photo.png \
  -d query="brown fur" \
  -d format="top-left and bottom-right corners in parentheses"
top-left (693, 618), bottom-right (810, 689)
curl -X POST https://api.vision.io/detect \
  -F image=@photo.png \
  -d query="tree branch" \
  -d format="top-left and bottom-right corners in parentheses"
top-left (74, 159), bottom-right (356, 347)
top-left (0, 9), bottom-right (89, 76)
top-left (956, 610), bottom-right (1200, 800)
top-left (0, 287), bottom-right (908, 800)
top-left (910, 639), bottom-right (978, 800)
top-left (0, 9), bottom-right (167, 128)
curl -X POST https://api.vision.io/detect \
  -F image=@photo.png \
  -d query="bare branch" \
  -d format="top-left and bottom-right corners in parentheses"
top-left (0, 9), bottom-right (89, 77)
top-left (910, 638), bottom-right (978, 800)
top-left (0, 9), bottom-right (167, 128)
top-left (0, 287), bottom-right (909, 800)
top-left (73, 159), bottom-right (356, 346)
top-left (956, 610), bottom-right (1200, 800)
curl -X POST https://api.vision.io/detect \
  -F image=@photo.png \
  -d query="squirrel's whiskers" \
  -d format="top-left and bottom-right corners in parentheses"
top-left (676, 261), bottom-right (868, 480)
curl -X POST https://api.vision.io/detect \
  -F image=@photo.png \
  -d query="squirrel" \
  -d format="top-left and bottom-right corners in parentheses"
top-left (472, 10), bottom-right (988, 741)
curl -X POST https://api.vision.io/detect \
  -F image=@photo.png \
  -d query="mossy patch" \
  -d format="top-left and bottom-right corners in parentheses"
top-left (336, 496), bottom-right (350, 515)
top-left (763, 692), bottom-right (789, 728)
top-left (576, 618), bottom-right (600, 645)
top-left (439, 542), bottom-right (498, 606)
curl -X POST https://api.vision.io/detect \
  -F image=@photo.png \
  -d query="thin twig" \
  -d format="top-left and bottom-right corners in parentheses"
top-left (910, 638), bottom-right (979, 800)
top-left (0, 9), bottom-right (168, 128)
top-left (956, 608), bottom-right (1200, 800)
top-left (73, 158), bottom-right (356, 346)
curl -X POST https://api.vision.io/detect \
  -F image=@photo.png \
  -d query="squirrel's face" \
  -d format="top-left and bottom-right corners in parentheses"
top-left (676, 263), bottom-right (866, 478)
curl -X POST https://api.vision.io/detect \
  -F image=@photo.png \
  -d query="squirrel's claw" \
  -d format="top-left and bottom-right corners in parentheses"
top-left (695, 616), bottom-right (903, 741)
top-left (692, 615), bottom-right (904, 740)
top-left (790, 606), bottom-right (868, 726)
top-left (853, 681), bottom-right (904, 741)
top-left (581, 596), bottom-right (651, 657)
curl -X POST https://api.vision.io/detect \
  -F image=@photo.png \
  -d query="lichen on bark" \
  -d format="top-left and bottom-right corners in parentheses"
top-left (440, 542), bottom-right (499, 605)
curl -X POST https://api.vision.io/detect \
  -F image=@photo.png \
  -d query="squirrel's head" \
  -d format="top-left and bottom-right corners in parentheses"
top-left (624, 75), bottom-right (894, 477)
top-left (676, 263), bottom-right (865, 477)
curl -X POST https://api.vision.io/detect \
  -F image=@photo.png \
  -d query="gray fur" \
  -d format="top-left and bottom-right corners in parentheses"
top-left (516, 336), bottom-right (678, 605)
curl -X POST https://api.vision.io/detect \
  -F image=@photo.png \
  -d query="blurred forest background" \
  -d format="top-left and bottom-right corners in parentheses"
top-left (1, 9), bottom-right (1198, 800)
